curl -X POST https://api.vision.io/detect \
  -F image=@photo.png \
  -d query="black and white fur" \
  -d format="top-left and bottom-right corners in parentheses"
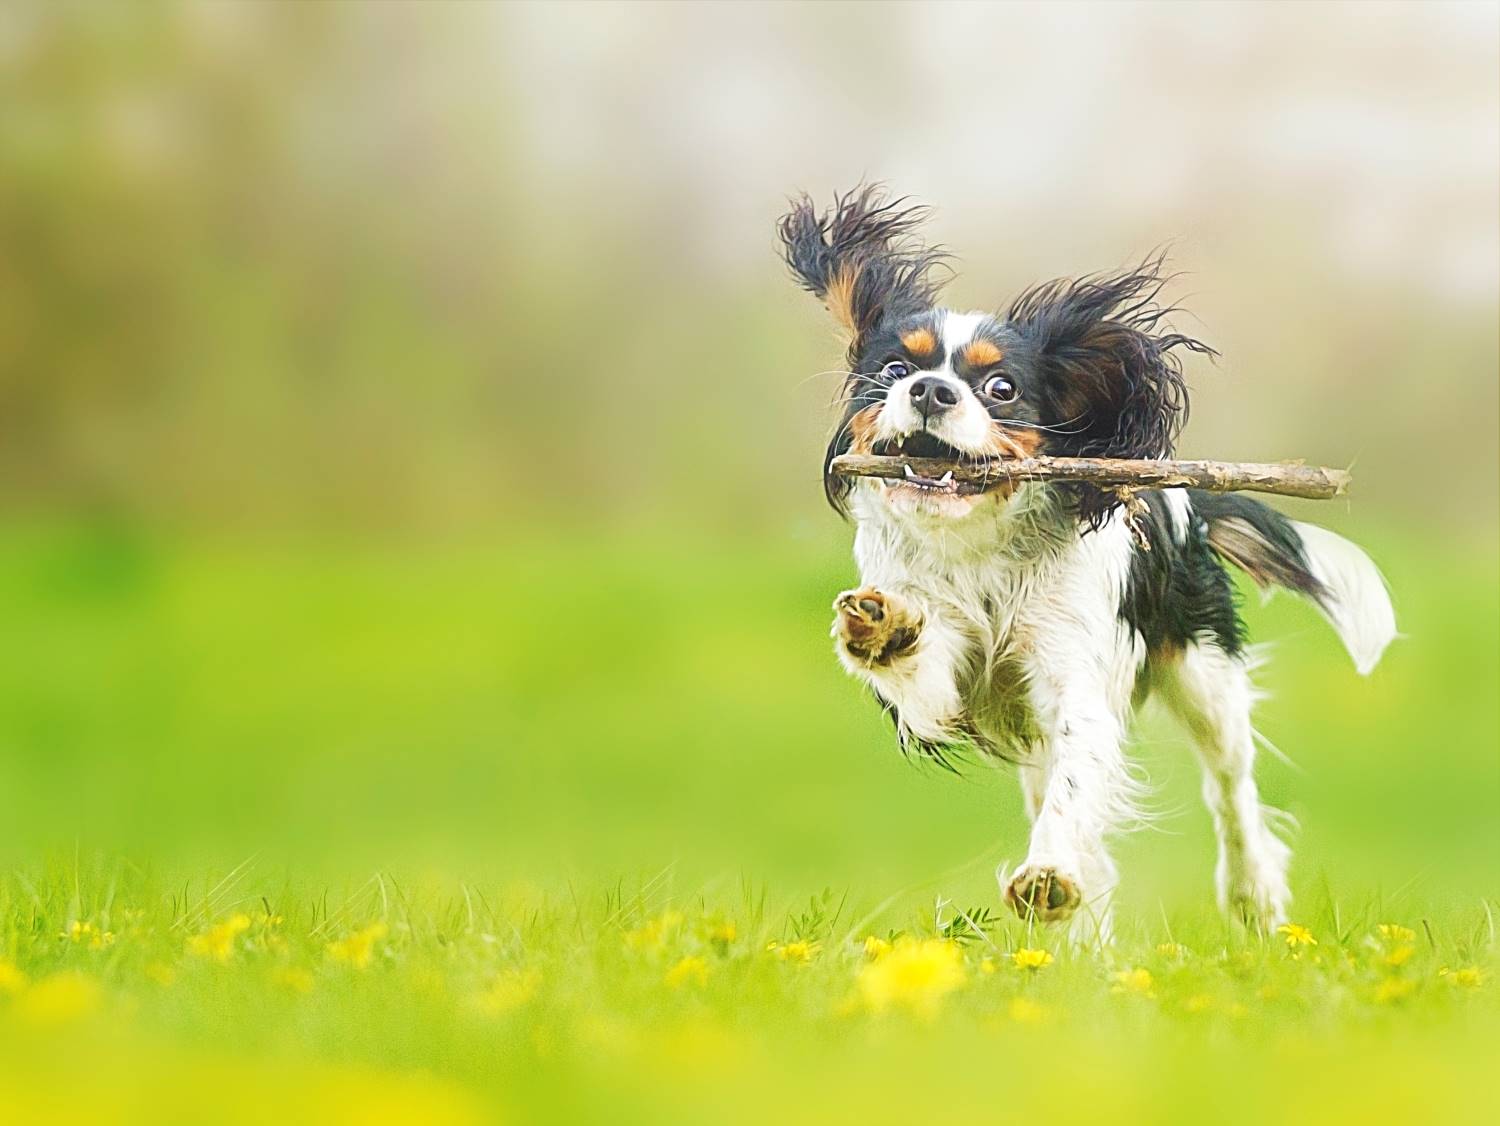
top-left (779, 187), bottom-right (1396, 940)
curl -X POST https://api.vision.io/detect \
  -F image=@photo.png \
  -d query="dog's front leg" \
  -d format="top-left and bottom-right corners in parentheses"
top-left (1004, 683), bottom-right (1130, 944)
top-left (832, 587), bottom-right (970, 750)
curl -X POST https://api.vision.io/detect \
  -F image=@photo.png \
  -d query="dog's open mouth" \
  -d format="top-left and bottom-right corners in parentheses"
top-left (869, 432), bottom-right (988, 495)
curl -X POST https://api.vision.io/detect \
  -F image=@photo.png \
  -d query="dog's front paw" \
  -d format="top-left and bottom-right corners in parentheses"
top-left (1004, 865), bottom-right (1083, 924)
top-left (833, 587), bottom-right (921, 664)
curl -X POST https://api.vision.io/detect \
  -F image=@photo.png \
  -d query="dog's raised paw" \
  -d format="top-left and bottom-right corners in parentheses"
top-left (833, 588), bottom-right (920, 662)
top-left (1004, 865), bottom-right (1082, 923)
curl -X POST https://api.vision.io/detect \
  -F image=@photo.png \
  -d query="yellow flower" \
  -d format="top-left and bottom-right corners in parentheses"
top-left (61, 920), bottom-right (103, 944)
top-left (1182, 993), bottom-right (1215, 1014)
top-left (664, 955), bottom-right (710, 990)
top-left (979, 957), bottom-right (997, 975)
top-left (767, 939), bottom-right (819, 964)
top-left (1439, 966), bottom-right (1487, 989)
top-left (187, 914), bottom-right (252, 963)
top-left (1008, 997), bottom-right (1047, 1025)
top-left (1011, 948), bottom-right (1053, 971)
top-left (1382, 945), bottom-right (1415, 967)
top-left (708, 920), bottom-right (737, 947)
top-left (0, 958), bottom-right (29, 994)
top-left (474, 967), bottom-right (541, 1015)
top-left (1156, 942), bottom-right (1188, 959)
top-left (14, 972), bottom-right (102, 1026)
top-left (1111, 968), bottom-right (1155, 997)
top-left (144, 962), bottom-right (177, 987)
top-left (1377, 924), bottom-right (1416, 944)
top-left (272, 966), bottom-right (315, 994)
top-left (326, 922), bottom-right (388, 970)
top-left (1277, 923), bottom-right (1317, 948)
top-left (1374, 977), bottom-right (1415, 1004)
top-left (862, 935), bottom-right (893, 959)
top-left (856, 937), bottom-right (966, 1018)
top-left (623, 910), bottom-right (684, 951)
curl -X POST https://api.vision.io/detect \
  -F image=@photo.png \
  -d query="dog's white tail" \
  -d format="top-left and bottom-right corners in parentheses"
top-left (1290, 522), bottom-right (1397, 675)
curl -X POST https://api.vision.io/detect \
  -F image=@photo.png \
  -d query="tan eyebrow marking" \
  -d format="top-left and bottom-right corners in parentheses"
top-left (963, 340), bottom-right (1004, 367)
top-left (899, 328), bottom-right (937, 357)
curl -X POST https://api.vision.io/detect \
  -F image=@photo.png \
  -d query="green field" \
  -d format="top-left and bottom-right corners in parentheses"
top-left (0, 522), bottom-right (1496, 1123)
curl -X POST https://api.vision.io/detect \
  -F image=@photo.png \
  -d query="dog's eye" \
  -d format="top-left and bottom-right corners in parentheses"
top-left (882, 360), bottom-right (911, 380)
top-left (983, 374), bottom-right (1018, 403)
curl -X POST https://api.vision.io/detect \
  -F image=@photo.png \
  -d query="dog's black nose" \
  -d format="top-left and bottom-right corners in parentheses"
top-left (908, 376), bottom-right (960, 418)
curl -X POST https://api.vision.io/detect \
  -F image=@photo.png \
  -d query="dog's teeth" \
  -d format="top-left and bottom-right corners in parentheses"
top-left (938, 471), bottom-right (954, 486)
top-left (903, 464), bottom-right (916, 479)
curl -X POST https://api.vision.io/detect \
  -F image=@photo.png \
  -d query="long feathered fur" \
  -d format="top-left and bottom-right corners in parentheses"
top-left (1006, 253), bottom-right (1217, 527)
top-left (777, 185), bottom-right (951, 361)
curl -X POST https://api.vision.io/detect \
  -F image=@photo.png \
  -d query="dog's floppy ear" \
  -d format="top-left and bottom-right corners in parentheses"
top-left (1008, 255), bottom-right (1215, 528)
top-left (778, 185), bottom-right (949, 359)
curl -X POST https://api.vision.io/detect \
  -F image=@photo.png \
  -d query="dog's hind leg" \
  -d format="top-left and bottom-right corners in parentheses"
top-left (1157, 642), bottom-right (1291, 930)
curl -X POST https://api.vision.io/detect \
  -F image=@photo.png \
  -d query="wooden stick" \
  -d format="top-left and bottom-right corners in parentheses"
top-left (829, 454), bottom-right (1350, 499)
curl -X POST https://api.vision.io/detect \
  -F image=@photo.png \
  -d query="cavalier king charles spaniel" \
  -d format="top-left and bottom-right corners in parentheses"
top-left (779, 186), bottom-right (1395, 941)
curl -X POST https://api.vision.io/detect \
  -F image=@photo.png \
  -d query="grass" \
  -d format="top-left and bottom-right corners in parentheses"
top-left (0, 519), bottom-right (1495, 1123)
top-left (0, 863), bottom-right (1495, 1124)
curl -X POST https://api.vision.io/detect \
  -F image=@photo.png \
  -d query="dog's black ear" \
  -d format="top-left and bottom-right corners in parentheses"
top-left (778, 185), bottom-right (949, 359)
top-left (1008, 255), bottom-right (1214, 528)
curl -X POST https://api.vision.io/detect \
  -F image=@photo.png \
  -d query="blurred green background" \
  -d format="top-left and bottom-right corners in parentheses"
top-left (0, 0), bottom-right (1496, 915)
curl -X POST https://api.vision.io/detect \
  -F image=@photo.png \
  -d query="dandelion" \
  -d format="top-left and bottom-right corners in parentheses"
top-left (60, 920), bottom-right (112, 948)
top-left (0, 958), bottom-right (28, 994)
top-left (1111, 968), bottom-right (1155, 997)
top-left (1182, 993), bottom-right (1215, 1014)
top-left (1374, 977), bottom-right (1415, 1004)
top-left (767, 939), bottom-right (820, 964)
top-left (1156, 942), bottom-right (1188, 960)
top-left (187, 914), bottom-right (252, 963)
top-left (623, 910), bottom-right (683, 951)
top-left (979, 957), bottom-right (997, 975)
top-left (1011, 948), bottom-right (1053, 971)
top-left (862, 935), bottom-right (893, 959)
top-left (708, 920), bottom-right (737, 948)
top-left (1007, 997), bottom-right (1047, 1025)
top-left (1376, 924), bottom-right (1416, 945)
top-left (1381, 944), bottom-right (1415, 967)
top-left (474, 967), bottom-right (541, 1015)
top-left (326, 922), bottom-right (388, 970)
top-left (1439, 966), bottom-right (1487, 989)
top-left (1374, 924), bottom-right (1416, 967)
top-left (1277, 923), bottom-right (1317, 949)
top-left (664, 955), bottom-right (710, 990)
top-left (856, 937), bottom-right (967, 1019)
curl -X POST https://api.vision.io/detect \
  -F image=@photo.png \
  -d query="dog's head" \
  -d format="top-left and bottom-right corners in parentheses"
top-left (778, 186), bottom-right (1212, 527)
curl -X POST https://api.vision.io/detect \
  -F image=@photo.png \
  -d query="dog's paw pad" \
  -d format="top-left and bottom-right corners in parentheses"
top-left (835, 589), bottom-right (887, 641)
top-left (1004, 866), bottom-right (1082, 923)
top-left (833, 588), bottom-right (918, 660)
